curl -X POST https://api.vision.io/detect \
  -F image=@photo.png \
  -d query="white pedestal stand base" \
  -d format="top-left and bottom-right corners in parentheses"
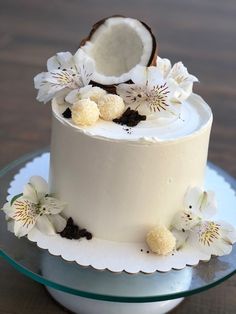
top-left (41, 254), bottom-right (191, 314)
top-left (46, 287), bottom-right (184, 314)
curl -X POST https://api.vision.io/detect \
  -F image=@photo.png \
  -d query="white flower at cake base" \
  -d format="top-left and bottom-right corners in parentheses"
top-left (171, 186), bottom-right (236, 256)
top-left (172, 186), bottom-right (217, 231)
top-left (188, 220), bottom-right (236, 256)
top-left (2, 176), bottom-right (67, 237)
top-left (34, 49), bottom-right (95, 104)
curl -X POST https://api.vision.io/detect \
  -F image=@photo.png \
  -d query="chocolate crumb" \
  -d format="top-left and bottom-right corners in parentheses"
top-left (62, 107), bottom-right (72, 119)
top-left (78, 228), bottom-right (87, 238)
top-left (86, 232), bottom-right (93, 240)
top-left (60, 217), bottom-right (93, 240)
top-left (113, 107), bottom-right (146, 127)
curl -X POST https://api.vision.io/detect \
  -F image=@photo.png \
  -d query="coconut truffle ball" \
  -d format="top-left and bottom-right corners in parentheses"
top-left (81, 87), bottom-right (107, 103)
top-left (98, 94), bottom-right (125, 121)
top-left (72, 99), bottom-right (99, 126)
top-left (146, 225), bottom-right (176, 255)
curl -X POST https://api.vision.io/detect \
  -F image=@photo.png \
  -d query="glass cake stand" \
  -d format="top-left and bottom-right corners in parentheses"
top-left (0, 148), bottom-right (236, 314)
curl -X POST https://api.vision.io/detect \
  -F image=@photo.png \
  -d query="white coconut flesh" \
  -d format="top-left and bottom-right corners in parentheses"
top-left (81, 17), bottom-right (155, 85)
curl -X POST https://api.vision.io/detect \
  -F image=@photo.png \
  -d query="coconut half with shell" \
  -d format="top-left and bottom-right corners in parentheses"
top-left (80, 16), bottom-right (157, 92)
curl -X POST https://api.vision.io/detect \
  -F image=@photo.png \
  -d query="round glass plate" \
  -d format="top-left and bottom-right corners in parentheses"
top-left (0, 148), bottom-right (236, 303)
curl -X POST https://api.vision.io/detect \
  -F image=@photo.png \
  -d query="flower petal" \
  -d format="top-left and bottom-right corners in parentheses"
top-left (2, 202), bottom-right (13, 217)
top-left (146, 66), bottom-right (165, 88)
top-left (130, 65), bottom-right (148, 85)
top-left (36, 81), bottom-right (64, 104)
top-left (217, 220), bottom-right (236, 244)
top-left (31, 176), bottom-right (48, 196)
top-left (156, 57), bottom-right (172, 78)
top-left (54, 88), bottom-right (71, 105)
top-left (23, 183), bottom-right (38, 203)
top-left (184, 187), bottom-right (217, 218)
top-left (172, 209), bottom-right (200, 231)
top-left (131, 65), bottom-right (164, 88)
top-left (189, 220), bottom-right (236, 256)
top-left (47, 52), bottom-right (74, 71)
top-left (116, 83), bottom-right (147, 107)
top-left (171, 228), bottom-right (189, 250)
top-left (65, 89), bottom-right (80, 104)
top-left (34, 72), bottom-right (47, 89)
top-left (168, 62), bottom-right (198, 84)
top-left (7, 219), bottom-right (15, 233)
top-left (40, 197), bottom-right (66, 215)
top-left (47, 214), bottom-right (67, 232)
top-left (36, 215), bottom-right (56, 235)
top-left (14, 219), bottom-right (36, 237)
top-left (74, 48), bottom-right (95, 86)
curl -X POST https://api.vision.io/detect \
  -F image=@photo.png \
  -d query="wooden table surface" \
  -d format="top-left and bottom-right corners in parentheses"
top-left (0, 0), bottom-right (235, 313)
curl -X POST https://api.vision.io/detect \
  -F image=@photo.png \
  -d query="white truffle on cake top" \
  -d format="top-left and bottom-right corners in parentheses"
top-left (98, 94), bottom-right (125, 121)
top-left (72, 99), bottom-right (99, 126)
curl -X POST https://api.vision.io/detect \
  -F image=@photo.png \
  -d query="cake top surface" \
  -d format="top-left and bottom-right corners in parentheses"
top-left (52, 93), bottom-right (212, 143)
top-left (34, 16), bottom-right (213, 143)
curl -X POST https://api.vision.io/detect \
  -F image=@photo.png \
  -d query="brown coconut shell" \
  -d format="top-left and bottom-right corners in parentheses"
top-left (80, 15), bottom-right (157, 94)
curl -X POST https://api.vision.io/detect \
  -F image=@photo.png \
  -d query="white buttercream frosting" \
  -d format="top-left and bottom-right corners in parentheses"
top-left (50, 93), bottom-right (212, 242)
top-left (52, 93), bottom-right (212, 143)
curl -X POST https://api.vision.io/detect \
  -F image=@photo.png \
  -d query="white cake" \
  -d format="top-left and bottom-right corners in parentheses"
top-left (4, 16), bottom-right (236, 264)
top-left (49, 93), bottom-right (212, 242)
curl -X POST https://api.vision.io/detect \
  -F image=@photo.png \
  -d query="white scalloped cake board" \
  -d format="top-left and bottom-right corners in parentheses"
top-left (6, 153), bottom-right (236, 274)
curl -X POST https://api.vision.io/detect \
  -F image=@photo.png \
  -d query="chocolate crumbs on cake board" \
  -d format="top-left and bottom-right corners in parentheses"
top-left (113, 107), bottom-right (146, 127)
top-left (62, 107), bottom-right (72, 119)
top-left (60, 217), bottom-right (93, 240)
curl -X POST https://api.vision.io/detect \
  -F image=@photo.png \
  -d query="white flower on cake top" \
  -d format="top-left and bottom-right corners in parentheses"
top-left (116, 57), bottom-right (198, 119)
top-left (3, 176), bottom-right (66, 237)
top-left (34, 50), bottom-right (94, 104)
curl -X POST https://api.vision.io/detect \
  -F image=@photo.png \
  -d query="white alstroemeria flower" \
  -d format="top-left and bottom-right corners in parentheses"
top-left (172, 220), bottom-right (236, 256)
top-left (171, 186), bottom-right (236, 256)
top-left (189, 220), bottom-right (236, 256)
top-left (34, 49), bottom-right (94, 104)
top-left (172, 187), bottom-right (217, 232)
top-left (117, 65), bottom-right (180, 119)
top-left (167, 62), bottom-right (198, 103)
top-left (156, 56), bottom-right (198, 103)
top-left (156, 57), bottom-right (171, 78)
top-left (2, 176), bottom-right (66, 237)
